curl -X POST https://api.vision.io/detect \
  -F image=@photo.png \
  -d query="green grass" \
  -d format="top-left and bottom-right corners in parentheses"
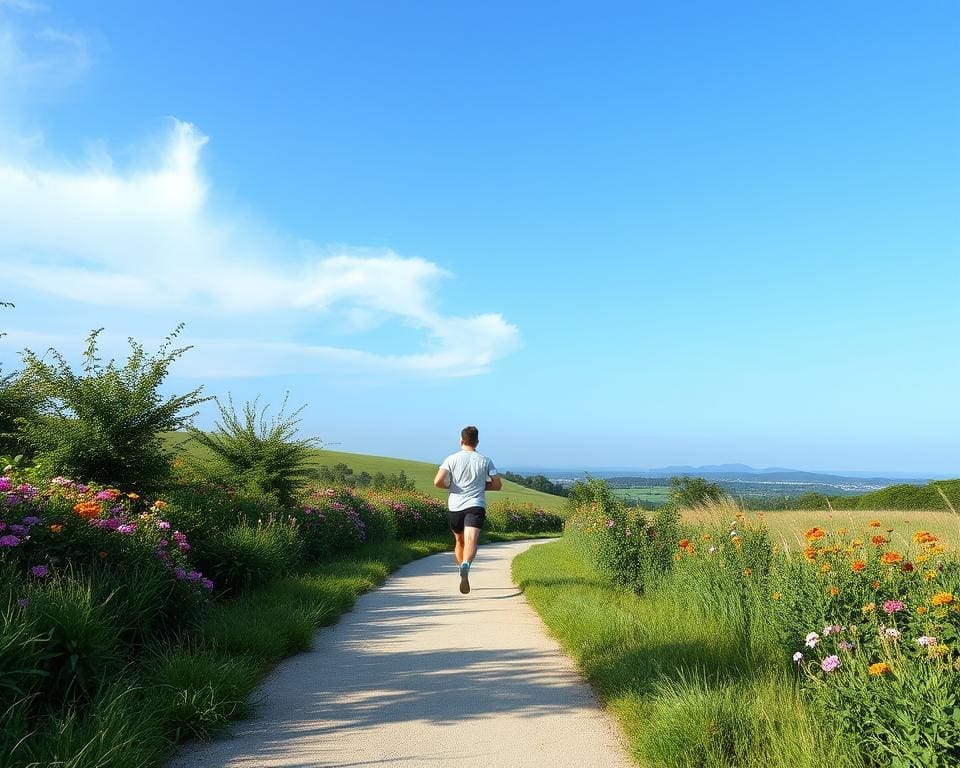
top-left (513, 538), bottom-right (860, 768)
top-left (613, 486), bottom-right (673, 505)
top-left (165, 432), bottom-right (568, 513)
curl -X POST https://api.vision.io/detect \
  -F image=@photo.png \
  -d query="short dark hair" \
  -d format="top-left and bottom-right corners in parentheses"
top-left (461, 426), bottom-right (479, 447)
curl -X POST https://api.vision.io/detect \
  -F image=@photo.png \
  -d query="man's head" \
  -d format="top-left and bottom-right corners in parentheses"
top-left (460, 425), bottom-right (479, 448)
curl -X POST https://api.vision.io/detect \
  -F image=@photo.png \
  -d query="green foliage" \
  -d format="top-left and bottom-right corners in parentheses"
top-left (365, 488), bottom-right (449, 538)
top-left (0, 371), bottom-right (40, 459)
top-left (187, 394), bottom-right (319, 506)
top-left (500, 471), bottom-right (569, 497)
top-left (193, 521), bottom-right (303, 596)
top-left (670, 475), bottom-right (727, 507)
top-left (486, 499), bottom-right (563, 533)
top-left (315, 461), bottom-right (416, 490)
top-left (292, 486), bottom-right (371, 561)
top-left (18, 326), bottom-right (207, 492)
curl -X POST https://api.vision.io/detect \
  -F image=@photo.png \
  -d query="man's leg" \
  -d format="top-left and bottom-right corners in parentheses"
top-left (453, 531), bottom-right (465, 564)
top-left (462, 526), bottom-right (481, 565)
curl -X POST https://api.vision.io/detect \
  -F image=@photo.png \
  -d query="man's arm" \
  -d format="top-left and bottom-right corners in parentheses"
top-left (434, 468), bottom-right (451, 489)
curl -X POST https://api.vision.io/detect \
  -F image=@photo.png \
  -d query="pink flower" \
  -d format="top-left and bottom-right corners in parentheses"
top-left (820, 655), bottom-right (841, 673)
top-left (882, 600), bottom-right (904, 614)
top-left (917, 636), bottom-right (937, 647)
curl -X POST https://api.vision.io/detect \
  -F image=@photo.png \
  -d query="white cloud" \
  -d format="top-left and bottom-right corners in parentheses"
top-left (0, 120), bottom-right (521, 378)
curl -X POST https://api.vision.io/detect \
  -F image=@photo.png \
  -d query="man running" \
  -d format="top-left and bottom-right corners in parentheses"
top-left (434, 425), bottom-right (501, 594)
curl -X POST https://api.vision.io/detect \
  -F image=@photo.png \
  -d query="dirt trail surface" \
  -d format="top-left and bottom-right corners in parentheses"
top-left (168, 540), bottom-right (633, 768)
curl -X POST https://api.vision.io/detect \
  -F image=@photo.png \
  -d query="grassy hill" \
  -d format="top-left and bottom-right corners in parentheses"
top-left (166, 433), bottom-right (567, 513)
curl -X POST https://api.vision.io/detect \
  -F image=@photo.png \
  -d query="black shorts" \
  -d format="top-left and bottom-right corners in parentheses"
top-left (448, 506), bottom-right (486, 533)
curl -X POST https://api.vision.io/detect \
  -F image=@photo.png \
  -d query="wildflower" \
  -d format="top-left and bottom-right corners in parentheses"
top-left (16, 598), bottom-right (29, 608)
top-left (862, 603), bottom-right (876, 614)
top-left (805, 527), bottom-right (826, 541)
top-left (674, 553), bottom-right (682, 562)
top-left (793, 652), bottom-right (803, 663)
top-left (881, 552), bottom-right (903, 565)
top-left (73, 502), bottom-right (101, 519)
top-left (152, 500), bottom-right (167, 510)
top-left (174, 567), bottom-right (186, 580)
top-left (117, 523), bottom-right (136, 535)
top-left (805, 632), bottom-right (821, 648)
top-left (871, 535), bottom-right (888, 546)
top-left (884, 628), bottom-right (901, 640)
top-left (917, 606), bottom-right (928, 615)
top-left (839, 641), bottom-right (856, 651)
top-left (201, 578), bottom-right (214, 590)
top-left (772, 591), bottom-right (781, 601)
top-left (901, 562), bottom-right (914, 572)
top-left (924, 570), bottom-right (939, 582)
top-left (931, 592), bottom-right (955, 607)
top-left (606, 520), bottom-right (615, 528)
top-left (0, 534), bottom-right (20, 547)
top-left (157, 520), bottom-right (171, 530)
top-left (868, 520), bottom-right (881, 527)
top-left (702, 533), bottom-right (712, 541)
top-left (742, 568), bottom-right (752, 577)
top-left (679, 539), bottom-right (690, 549)
top-left (916, 636), bottom-right (937, 647)
top-left (869, 662), bottom-right (892, 676)
top-left (803, 546), bottom-right (818, 560)
top-left (928, 644), bottom-right (950, 659)
top-left (828, 586), bottom-right (840, 597)
top-left (127, 493), bottom-right (140, 500)
top-left (851, 561), bottom-right (866, 572)
top-left (30, 565), bottom-right (50, 578)
top-left (709, 546), bottom-right (717, 554)
top-left (823, 625), bottom-right (843, 636)
top-left (22, 516), bottom-right (40, 526)
top-left (871, 581), bottom-right (881, 590)
top-left (882, 600), bottom-right (904, 614)
top-left (821, 655), bottom-right (840, 673)
top-left (820, 563), bottom-right (832, 573)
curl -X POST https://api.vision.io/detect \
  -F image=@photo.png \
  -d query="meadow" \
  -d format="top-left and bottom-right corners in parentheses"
top-left (516, 482), bottom-right (960, 768)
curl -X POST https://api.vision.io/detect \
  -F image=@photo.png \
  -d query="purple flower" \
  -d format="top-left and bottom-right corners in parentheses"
top-left (156, 520), bottom-right (171, 530)
top-left (174, 567), bottom-right (186, 580)
top-left (6, 494), bottom-right (21, 507)
top-left (0, 534), bottom-right (20, 547)
top-left (0, 477), bottom-right (11, 492)
top-left (201, 578), bottom-right (214, 590)
top-left (177, 542), bottom-right (191, 551)
top-left (187, 570), bottom-right (201, 581)
top-left (22, 516), bottom-right (41, 526)
top-left (821, 655), bottom-right (841, 673)
top-left (917, 636), bottom-right (937, 647)
top-left (882, 600), bottom-right (905, 614)
top-left (75, 484), bottom-right (89, 493)
top-left (16, 597), bottom-right (29, 608)
top-left (117, 523), bottom-right (136, 535)
top-left (805, 632), bottom-right (820, 648)
top-left (30, 565), bottom-right (50, 578)
top-left (9, 524), bottom-right (27, 535)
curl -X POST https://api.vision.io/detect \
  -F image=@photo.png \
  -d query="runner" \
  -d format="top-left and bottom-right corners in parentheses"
top-left (434, 426), bottom-right (501, 594)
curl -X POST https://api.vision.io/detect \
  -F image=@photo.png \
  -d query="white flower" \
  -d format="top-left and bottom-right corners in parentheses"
top-left (884, 628), bottom-right (901, 640)
top-left (805, 632), bottom-right (820, 648)
top-left (793, 652), bottom-right (804, 663)
top-left (916, 636), bottom-right (937, 647)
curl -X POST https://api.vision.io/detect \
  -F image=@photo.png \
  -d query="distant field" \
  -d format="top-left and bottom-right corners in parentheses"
top-left (165, 433), bottom-right (567, 513)
top-left (612, 486), bottom-right (672, 505)
top-left (681, 507), bottom-right (960, 551)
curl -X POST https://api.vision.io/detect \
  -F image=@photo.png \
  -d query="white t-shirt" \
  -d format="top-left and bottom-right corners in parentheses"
top-left (439, 450), bottom-right (498, 512)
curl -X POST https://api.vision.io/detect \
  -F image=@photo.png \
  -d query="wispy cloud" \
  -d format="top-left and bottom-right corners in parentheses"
top-left (0, 120), bottom-right (520, 377)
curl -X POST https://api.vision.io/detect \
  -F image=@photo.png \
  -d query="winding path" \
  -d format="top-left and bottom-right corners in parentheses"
top-left (168, 540), bottom-right (633, 768)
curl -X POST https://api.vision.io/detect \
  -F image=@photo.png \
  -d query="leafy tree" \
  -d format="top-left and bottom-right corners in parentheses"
top-left (188, 394), bottom-right (320, 506)
top-left (669, 475), bottom-right (727, 508)
top-left (18, 325), bottom-right (207, 491)
top-left (0, 301), bottom-right (39, 459)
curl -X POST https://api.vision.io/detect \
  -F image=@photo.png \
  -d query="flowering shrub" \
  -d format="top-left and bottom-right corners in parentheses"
top-left (486, 500), bottom-right (563, 534)
top-left (565, 479), bottom-right (680, 594)
top-left (364, 488), bottom-right (448, 539)
top-left (293, 486), bottom-right (372, 561)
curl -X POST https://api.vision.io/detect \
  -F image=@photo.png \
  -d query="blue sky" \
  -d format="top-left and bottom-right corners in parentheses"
top-left (1, 1), bottom-right (958, 474)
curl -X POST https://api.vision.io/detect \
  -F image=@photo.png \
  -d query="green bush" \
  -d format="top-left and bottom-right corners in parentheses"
top-left (18, 326), bottom-right (207, 493)
top-left (364, 488), bottom-right (449, 538)
top-left (0, 371), bottom-right (39, 460)
top-left (670, 475), bottom-right (727, 507)
top-left (486, 500), bottom-right (563, 533)
top-left (187, 394), bottom-right (319, 507)
top-left (294, 486), bottom-right (371, 561)
top-left (193, 521), bottom-right (303, 595)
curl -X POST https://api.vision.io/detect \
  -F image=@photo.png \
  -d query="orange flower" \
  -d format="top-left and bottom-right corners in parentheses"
top-left (869, 662), bottom-right (892, 676)
top-left (49, 524), bottom-right (63, 534)
top-left (821, 563), bottom-right (832, 573)
top-left (805, 527), bottom-right (826, 541)
top-left (127, 492), bottom-right (140, 500)
top-left (152, 500), bottom-right (167, 511)
top-left (881, 552), bottom-right (903, 565)
top-left (917, 606), bottom-right (928, 615)
top-left (803, 546), bottom-right (818, 561)
top-left (679, 539), bottom-right (690, 549)
top-left (871, 580), bottom-right (881, 590)
top-left (871, 535), bottom-right (889, 546)
top-left (73, 501), bottom-right (101, 520)
top-left (852, 561), bottom-right (866, 572)
top-left (829, 586), bottom-right (840, 596)
top-left (913, 531), bottom-right (937, 544)
top-left (931, 592), bottom-right (955, 607)
top-left (837, 527), bottom-right (848, 536)
top-left (868, 520), bottom-right (881, 527)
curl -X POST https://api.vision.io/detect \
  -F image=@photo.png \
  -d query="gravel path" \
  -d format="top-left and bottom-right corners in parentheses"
top-left (167, 540), bottom-right (633, 768)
